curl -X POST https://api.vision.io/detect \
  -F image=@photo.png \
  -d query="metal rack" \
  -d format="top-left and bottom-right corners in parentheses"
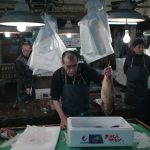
top-left (0, 63), bottom-right (17, 82)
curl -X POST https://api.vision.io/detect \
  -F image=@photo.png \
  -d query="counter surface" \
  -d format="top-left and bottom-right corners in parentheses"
top-left (0, 119), bottom-right (150, 150)
top-left (0, 98), bottom-right (135, 127)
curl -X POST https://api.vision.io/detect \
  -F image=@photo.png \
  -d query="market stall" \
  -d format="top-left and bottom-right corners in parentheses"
top-left (0, 119), bottom-right (150, 150)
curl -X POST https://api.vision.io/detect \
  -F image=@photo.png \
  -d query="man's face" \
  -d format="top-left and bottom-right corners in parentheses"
top-left (21, 44), bottom-right (31, 58)
top-left (62, 55), bottom-right (78, 77)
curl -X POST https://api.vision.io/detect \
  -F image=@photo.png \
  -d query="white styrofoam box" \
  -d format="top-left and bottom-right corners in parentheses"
top-left (67, 117), bottom-right (134, 147)
top-left (35, 88), bottom-right (51, 100)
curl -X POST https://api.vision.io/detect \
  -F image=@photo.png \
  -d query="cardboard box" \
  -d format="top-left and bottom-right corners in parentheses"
top-left (67, 117), bottom-right (134, 147)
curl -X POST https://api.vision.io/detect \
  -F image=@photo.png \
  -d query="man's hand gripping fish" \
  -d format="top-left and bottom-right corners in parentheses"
top-left (101, 65), bottom-right (115, 115)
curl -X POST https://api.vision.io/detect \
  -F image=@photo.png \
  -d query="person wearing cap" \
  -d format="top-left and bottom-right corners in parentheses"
top-left (15, 41), bottom-right (35, 101)
top-left (124, 38), bottom-right (150, 124)
top-left (50, 51), bottom-right (112, 128)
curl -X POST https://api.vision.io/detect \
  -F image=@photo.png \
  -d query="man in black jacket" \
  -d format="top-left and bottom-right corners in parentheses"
top-left (15, 41), bottom-right (35, 101)
top-left (51, 51), bottom-right (112, 128)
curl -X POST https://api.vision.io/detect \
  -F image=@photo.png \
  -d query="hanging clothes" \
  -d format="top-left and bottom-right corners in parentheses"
top-left (28, 14), bottom-right (67, 75)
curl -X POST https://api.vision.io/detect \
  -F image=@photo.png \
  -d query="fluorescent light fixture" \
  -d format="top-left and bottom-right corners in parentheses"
top-left (108, 1), bottom-right (144, 23)
top-left (0, 0), bottom-right (44, 32)
top-left (108, 21), bottom-right (137, 25)
top-left (108, 9), bottom-right (144, 23)
top-left (0, 12), bottom-right (44, 27)
top-left (143, 30), bottom-right (150, 36)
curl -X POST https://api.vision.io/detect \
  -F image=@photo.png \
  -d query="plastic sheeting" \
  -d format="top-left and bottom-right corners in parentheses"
top-left (115, 58), bottom-right (127, 86)
top-left (28, 14), bottom-right (67, 75)
top-left (134, 131), bottom-right (150, 149)
top-left (11, 125), bottom-right (60, 150)
top-left (78, 0), bottom-right (114, 63)
top-left (144, 48), bottom-right (150, 89)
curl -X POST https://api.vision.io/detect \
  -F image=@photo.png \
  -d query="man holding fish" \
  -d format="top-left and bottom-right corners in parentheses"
top-left (50, 51), bottom-right (113, 128)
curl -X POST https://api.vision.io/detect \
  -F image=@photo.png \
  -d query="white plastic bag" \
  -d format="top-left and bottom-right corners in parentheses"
top-left (78, 0), bottom-right (114, 63)
top-left (134, 131), bottom-right (150, 149)
top-left (115, 58), bottom-right (127, 86)
top-left (11, 125), bottom-right (60, 150)
top-left (144, 48), bottom-right (150, 89)
top-left (28, 14), bottom-right (67, 74)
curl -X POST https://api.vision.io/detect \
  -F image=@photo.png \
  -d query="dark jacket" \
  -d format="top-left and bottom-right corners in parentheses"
top-left (123, 53), bottom-right (150, 123)
top-left (51, 63), bottom-right (103, 100)
top-left (124, 53), bottom-right (150, 75)
top-left (15, 54), bottom-right (34, 101)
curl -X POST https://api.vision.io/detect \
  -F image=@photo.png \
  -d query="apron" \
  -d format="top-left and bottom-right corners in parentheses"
top-left (125, 55), bottom-right (149, 122)
top-left (61, 73), bottom-right (90, 116)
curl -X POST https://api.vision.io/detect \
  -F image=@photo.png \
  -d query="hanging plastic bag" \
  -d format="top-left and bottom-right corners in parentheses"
top-left (28, 14), bottom-right (67, 75)
top-left (78, 0), bottom-right (114, 63)
top-left (115, 58), bottom-right (127, 86)
top-left (32, 15), bottom-right (59, 54)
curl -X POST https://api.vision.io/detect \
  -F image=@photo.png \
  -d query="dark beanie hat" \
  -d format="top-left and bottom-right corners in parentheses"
top-left (132, 38), bottom-right (145, 48)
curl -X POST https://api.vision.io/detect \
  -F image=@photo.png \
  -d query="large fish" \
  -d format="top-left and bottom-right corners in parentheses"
top-left (100, 72), bottom-right (115, 115)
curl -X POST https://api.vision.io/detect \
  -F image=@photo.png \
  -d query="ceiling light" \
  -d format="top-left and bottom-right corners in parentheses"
top-left (0, 0), bottom-right (44, 32)
top-left (108, 1), bottom-right (144, 23)
top-left (108, 9), bottom-right (144, 23)
top-left (122, 18), bottom-right (131, 43)
top-left (58, 20), bottom-right (79, 37)
top-left (66, 33), bottom-right (72, 38)
top-left (4, 32), bottom-right (11, 38)
top-left (17, 24), bottom-right (27, 32)
top-left (123, 30), bottom-right (131, 43)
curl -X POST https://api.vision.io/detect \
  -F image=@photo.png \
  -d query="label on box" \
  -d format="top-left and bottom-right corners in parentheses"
top-left (35, 88), bottom-right (51, 100)
top-left (80, 134), bottom-right (104, 144)
top-left (80, 134), bottom-right (122, 144)
top-left (89, 134), bottom-right (103, 144)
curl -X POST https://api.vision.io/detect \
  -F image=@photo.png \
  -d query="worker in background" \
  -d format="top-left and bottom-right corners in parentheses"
top-left (124, 38), bottom-right (150, 124)
top-left (50, 51), bottom-right (112, 128)
top-left (15, 40), bottom-right (35, 102)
